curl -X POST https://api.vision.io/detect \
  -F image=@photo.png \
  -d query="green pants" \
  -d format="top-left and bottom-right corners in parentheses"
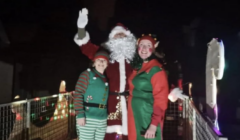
top-left (76, 118), bottom-right (107, 140)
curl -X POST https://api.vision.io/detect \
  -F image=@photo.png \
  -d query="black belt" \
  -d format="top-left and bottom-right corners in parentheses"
top-left (109, 91), bottom-right (129, 96)
top-left (83, 102), bottom-right (107, 109)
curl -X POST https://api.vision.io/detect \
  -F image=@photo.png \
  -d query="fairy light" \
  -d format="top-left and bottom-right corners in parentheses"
top-left (54, 110), bottom-right (58, 115)
top-left (33, 81), bottom-right (72, 122)
top-left (16, 113), bottom-right (22, 120)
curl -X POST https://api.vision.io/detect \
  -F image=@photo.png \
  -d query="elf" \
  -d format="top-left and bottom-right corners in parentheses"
top-left (128, 34), bottom-right (169, 140)
top-left (73, 51), bottom-right (109, 140)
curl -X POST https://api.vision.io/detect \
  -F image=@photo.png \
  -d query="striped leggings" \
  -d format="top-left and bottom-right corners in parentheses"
top-left (76, 118), bottom-right (107, 140)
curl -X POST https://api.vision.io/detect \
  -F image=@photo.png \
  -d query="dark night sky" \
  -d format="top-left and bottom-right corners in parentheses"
top-left (0, 1), bottom-right (240, 96)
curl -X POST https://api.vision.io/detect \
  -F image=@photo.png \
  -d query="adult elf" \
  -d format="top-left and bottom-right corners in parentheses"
top-left (74, 8), bottom-right (136, 140)
top-left (74, 51), bottom-right (109, 140)
top-left (128, 34), bottom-right (169, 140)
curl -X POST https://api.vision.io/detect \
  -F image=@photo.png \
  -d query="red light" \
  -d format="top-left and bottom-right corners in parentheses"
top-left (178, 106), bottom-right (183, 111)
top-left (34, 97), bottom-right (40, 101)
top-left (16, 113), bottom-right (22, 120)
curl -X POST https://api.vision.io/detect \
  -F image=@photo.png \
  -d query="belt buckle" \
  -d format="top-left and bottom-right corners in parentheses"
top-left (99, 104), bottom-right (105, 109)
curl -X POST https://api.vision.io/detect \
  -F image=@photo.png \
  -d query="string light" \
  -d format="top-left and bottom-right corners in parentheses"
top-left (30, 80), bottom-right (72, 122)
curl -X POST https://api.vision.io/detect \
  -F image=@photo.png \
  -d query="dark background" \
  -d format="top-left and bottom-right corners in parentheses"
top-left (0, 0), bottom-right (240, 139)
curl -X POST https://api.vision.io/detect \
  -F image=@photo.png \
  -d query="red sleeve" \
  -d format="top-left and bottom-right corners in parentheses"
top-left (150, 70), bottom-right (169, 126)
top-left (80, 41), bottom-right (99, 60)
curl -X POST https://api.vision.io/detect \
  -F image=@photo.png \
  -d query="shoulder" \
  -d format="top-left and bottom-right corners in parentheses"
top-left (79, 68), bottom-right (92, 77)
top-left (149, 66), bottom-right (162, 74)
top-left (147, 59), bottom-right (163, 73)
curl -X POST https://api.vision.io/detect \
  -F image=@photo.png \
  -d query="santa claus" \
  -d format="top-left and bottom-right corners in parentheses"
top-left (73, 8), bottom-right (136, 140)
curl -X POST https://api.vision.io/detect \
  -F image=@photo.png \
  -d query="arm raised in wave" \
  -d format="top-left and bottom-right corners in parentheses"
top-left (73, 8), bottom-right (99, 60)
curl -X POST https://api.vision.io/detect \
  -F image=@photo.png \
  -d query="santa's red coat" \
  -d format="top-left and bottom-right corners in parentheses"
top-left (79, 40), bottom-right (132, 135)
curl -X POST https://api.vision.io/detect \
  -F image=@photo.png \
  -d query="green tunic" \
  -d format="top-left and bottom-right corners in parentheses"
top-left (74, 68), bottom-right (109, 120)
top-left (128, 59), bottom-right (169, 140)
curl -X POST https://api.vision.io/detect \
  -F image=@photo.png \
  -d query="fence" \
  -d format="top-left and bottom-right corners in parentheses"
top-left (163, 99), bottom-right (183, 140)
top-left (182, 97), bottom-right (228, 140)
top-left (1, 92), bottom-right (229, 140)
top-left (0, 92), bottom-right (75, 140)
top-left (163, 96), bottom-right (228, 140)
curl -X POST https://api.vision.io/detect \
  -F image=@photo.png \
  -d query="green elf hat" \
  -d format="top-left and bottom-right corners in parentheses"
top-left (93, 51), bottom-right (109, 62)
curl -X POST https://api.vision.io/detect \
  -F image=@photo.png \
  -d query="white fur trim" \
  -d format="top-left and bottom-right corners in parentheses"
top-left (73, 31), bottom-right (90, 46)
top-left (118, 58), bottom-right (126, 93)
top-left (120, 96), bottom-right (128, 135)
top-left (106, 125), bottom-right (122, 134)
top-left (109, 26), bottom-right (131, 39)
top-left (105, 58), bottom-right (128, 135)
top-left (105, 96), bottom-right (128, 135)
top-left (118, 58), bottom-right (128, 135)
top-left (106, 58), bottom-right (128, 135)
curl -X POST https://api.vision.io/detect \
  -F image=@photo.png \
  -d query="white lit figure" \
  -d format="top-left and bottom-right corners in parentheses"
top-left (59, 80), bottom-right (66, 93)
top-left (206, 38), bottom-right (225, 130)
top-left (168, 87), bottom-right (188, 102)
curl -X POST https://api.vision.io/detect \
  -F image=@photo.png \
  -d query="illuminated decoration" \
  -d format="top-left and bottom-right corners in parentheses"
top-left (30, 80), bottom-right (73, 127)
top-left (206, 38), bottom-right (225, 130)
top-left (16, 113), bottom-right (22, 121)
top-left (31, 94), bottom-right (72, 122)
top-left (59, 80), bottom-right (66, 93)
top-left (14, 95), bottom-right (20, 99)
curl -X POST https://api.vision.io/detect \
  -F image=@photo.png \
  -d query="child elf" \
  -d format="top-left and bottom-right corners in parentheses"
top-left (74, 51), bottom-right (109, 140)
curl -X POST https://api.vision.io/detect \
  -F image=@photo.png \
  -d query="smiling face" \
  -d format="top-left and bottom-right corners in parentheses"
top-left (138, 39), bottom-right (154, 60)
top-left (93, 58), bottom-right (108, 74)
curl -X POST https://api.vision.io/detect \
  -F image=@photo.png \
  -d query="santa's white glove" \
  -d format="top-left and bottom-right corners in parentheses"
top-left (77, 8), bottom-right (88, 28)
top-left (168, 87), bottom-right (187, 102)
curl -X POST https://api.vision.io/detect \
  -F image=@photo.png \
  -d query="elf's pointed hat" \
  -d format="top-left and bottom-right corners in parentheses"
top-left (109, 23), bottom-right (131, 39)
top-left (137, 34), bottom-right (160, 49)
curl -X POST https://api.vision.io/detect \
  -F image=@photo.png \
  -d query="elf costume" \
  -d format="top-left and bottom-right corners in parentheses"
top-left (74, 8), bottom-right (135, 140)
top-left (74, 51), bottom-right (109, 140)
top-left (128, 35), bottom-right (169, 140)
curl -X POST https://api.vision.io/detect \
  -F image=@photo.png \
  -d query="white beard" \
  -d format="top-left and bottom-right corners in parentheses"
top-left (102, 34), bottom-right (137, 62)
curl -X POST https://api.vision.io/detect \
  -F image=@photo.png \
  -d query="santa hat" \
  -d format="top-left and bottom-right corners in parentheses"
top-left (93, 51), bottom-right (109, 62)
top-left (137, 34), bottom-right (159, 50)
top-left (109, 23), bottom-right (131, 39)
